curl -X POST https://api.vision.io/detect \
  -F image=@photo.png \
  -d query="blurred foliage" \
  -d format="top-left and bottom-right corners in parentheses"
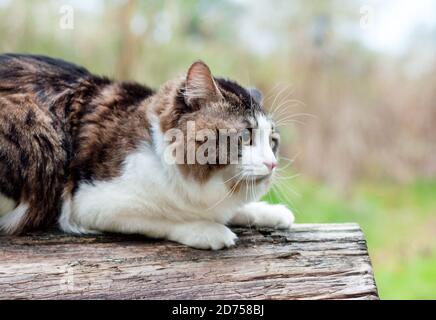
top-left (0, 0), bottom-right (435, 299)
top-left (266, 175), bottom-right (436, 299)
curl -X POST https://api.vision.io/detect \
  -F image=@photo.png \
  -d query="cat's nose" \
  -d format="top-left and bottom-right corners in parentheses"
top-left (263, 161), bottom-right (277, 172)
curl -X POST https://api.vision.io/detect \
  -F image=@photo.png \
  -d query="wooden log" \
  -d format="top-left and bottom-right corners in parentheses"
top-left (0, 223), bottom-right (378, 300)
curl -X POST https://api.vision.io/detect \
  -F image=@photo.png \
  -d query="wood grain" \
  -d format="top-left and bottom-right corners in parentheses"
top-left (0, 223), bottom-right (379, 300)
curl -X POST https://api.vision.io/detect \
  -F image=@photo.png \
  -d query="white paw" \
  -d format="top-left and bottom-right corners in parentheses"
top-left (263, 204), bottom-right (295, 229)
top-left (231, 202), bottom-right (295, 230)
top-left (168, 221), bottom-right (237, 250)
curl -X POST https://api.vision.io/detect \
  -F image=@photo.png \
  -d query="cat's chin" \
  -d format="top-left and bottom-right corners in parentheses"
top-left (250, 173), bottom-right (272, 183)
top-left (234, 174), bottom-right (272, 202)
top-left (238, 173), bottom-right (272, 184)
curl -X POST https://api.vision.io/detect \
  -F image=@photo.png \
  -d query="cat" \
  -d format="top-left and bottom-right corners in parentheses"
top-left (0, 54), bottom-right (294, 250)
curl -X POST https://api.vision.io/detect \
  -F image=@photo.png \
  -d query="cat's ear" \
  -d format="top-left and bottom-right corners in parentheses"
top-left (185, 60), bottom-right (223, 107)
top-left (247, 87), bottom-right (263, 105)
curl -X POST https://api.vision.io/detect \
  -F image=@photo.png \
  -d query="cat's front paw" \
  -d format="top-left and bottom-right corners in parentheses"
top-left (231, 202), bottom-right (295, 230)
top-left (264, 204), bottom-right (295, 229)
top-left (168, 221), bottom-right (237, 250)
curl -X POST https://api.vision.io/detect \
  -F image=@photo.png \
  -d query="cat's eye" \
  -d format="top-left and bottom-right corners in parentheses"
top-left (241, 128), bottom-right (252, 145)
top-left (270, 136), bottom-right (279, 151)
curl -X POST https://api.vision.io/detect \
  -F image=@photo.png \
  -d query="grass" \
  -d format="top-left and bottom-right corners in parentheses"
top-left (265, 174), bottom-right (436, 300)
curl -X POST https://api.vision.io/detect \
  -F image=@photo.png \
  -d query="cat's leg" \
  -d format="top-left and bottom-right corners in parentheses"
top-left (229, 202), bottom-right (294, 229)
top-left (64, 197), bottom-right (237, 250)
top-left (76, 214), bottom-right (237, 250)
top-left (65, 181), bottom-right (237, 249)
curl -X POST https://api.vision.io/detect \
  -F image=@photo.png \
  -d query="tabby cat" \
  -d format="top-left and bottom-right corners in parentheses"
top-left (0, 54), bottom-right (294, 249)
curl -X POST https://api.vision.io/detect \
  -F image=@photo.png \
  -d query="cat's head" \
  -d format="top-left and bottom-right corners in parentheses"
top-left (157, 61), bottom-right (279, 201)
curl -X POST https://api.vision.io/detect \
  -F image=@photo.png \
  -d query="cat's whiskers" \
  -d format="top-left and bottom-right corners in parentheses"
top-left (250, 177), bottom-right (257, 202)
top-left (270, 90), bottom-right (295, 119)
top-left (274, 173), bottom-right (301, 181)
top-left (276, 162), bottom-right (293, 172)
top-left (241, 174), bottom-right (261, 249)
top-left (267, 84), bottom-right (292, 117)
top-left (272, 104), bottom-right (307, 124)
top-left (223, 171), bottom-right (244, 184)
top-left (264, 83), bottom-right (287, 104)
top-left (271, 97), bottom-right (301, 120)
top-left (272, 90), bottom-right (302, 119)
top-left (205, 173), bottom-right (244, 211)
top-left (265, 85), bottom-right (315, 130)
top-left (273, 178), bottom-right (302, 219)
top-left (268, 83), bottom-right (293, 109)
top-left (272, 173), bottom-right (301, 198)
top-left (276, 117), bottom-right (308, 127)
top-left (277, 112), bottom-right (316, 122)
top-left (253, 177), bottom-right (260, 201)
top-left (280, 153), bottom-right (301, 163)
top-left (276, 153), bottom-right (301, 172)
top-left (271, 104), bottom-right (301, 123)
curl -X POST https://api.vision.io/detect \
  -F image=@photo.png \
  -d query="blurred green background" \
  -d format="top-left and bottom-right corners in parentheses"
top-left (1, 0), bottom-right (435, 299)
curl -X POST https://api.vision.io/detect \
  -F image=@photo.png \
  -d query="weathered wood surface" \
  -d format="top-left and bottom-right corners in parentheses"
top-left (0, 223), bottom-right (378, 300)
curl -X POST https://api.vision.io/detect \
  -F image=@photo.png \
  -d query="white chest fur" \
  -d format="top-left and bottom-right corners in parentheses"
top-left (60, 142), bottom-right (241, 234)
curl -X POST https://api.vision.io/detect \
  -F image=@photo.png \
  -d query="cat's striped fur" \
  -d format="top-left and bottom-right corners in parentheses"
top-left (0, 54), bottom-right (293, 249)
